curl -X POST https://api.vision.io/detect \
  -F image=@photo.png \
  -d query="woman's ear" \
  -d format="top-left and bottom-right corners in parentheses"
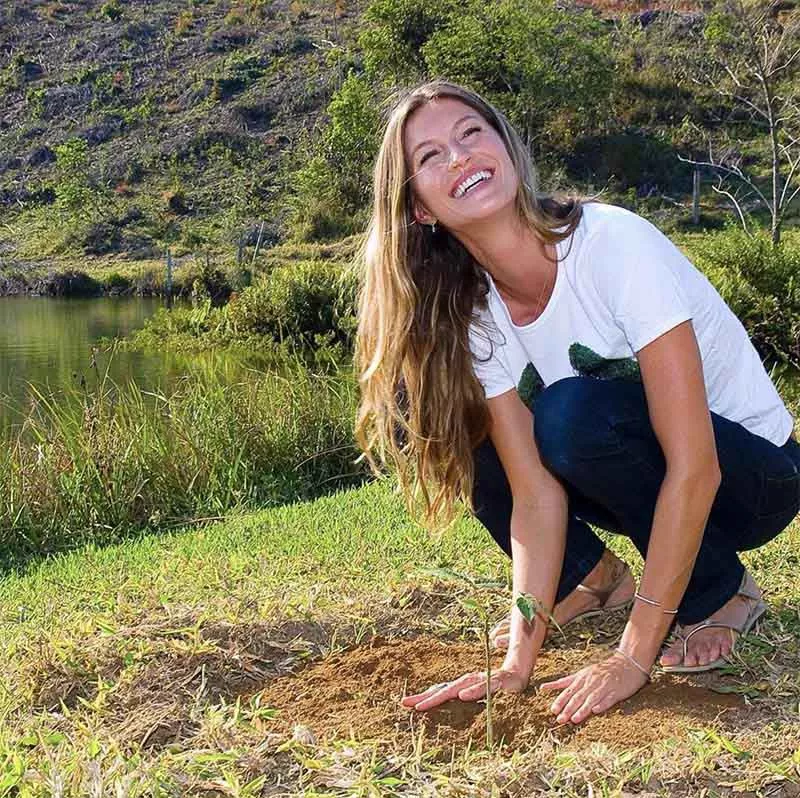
top-left (412, 199), bottom-right (434, 227)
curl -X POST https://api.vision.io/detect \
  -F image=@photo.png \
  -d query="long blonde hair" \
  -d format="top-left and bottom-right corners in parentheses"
top-left (355, 79), bottom-right (585, 529)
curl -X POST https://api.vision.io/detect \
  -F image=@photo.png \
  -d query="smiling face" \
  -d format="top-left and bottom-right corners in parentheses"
top-left (403, 96), bottom-right (519, 233)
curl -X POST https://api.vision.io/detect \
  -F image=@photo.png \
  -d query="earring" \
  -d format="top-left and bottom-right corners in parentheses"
top-left (431, 220), bottom-right (437, 234)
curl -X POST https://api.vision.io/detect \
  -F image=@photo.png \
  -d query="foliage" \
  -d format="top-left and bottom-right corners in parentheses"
top-left (360, 0), bottom-right (458, 83)
top-left (52, 138), bottom-right (99, 219)
top-left (99, 0), bottom-right (123, 21)
top-left (131, 259), bottom-right (357, 352)
top-left (686, 227), bottom-right (800, 365)
top-left (225, 261), bottom-right (351, 345)
top-left (287, 71), bottom-right (381, 241)
top-left (324, 70), bottom-right (381, 213)
top-left (212, 51), bottom-right (267, 100)
top-left (360, 0), bottom-right (613, 153)
top-left (659, 1), bottom-right (800, 242)
top-left (0, 356), bottom-right (363, 562)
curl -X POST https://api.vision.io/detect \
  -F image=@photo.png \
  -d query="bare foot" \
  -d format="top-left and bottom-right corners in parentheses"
top-left (490, 549), bottom-right (635, 650)
top-left (659, 574), bottom-right (764, 669)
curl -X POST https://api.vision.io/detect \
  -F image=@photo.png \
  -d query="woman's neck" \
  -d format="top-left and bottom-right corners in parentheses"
top-left (454, 212), bottom-right (556, 307)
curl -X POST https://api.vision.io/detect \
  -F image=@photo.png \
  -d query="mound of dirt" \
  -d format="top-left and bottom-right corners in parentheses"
top-left (259, 636), bottom-right (743, 752)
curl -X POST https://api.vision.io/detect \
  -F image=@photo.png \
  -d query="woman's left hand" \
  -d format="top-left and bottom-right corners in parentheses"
top-left (539, 651), bottom-right (650, 725)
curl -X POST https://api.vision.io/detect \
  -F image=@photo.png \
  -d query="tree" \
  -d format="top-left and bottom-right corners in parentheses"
top-left (671, 0), bottom-right (800, 244)
top-left (359, 0), bottom-right (615, 156)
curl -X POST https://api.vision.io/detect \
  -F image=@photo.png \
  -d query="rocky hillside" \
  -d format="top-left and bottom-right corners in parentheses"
top-left (0, 0), bottom-right (712, 270)
top-left (0, 0), bottom-right (365, 264)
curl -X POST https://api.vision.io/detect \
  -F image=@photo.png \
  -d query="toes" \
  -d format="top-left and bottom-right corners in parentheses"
top-left (659, 641), bottom-right (684, 667)
top-left (493, 633), bottom-right (509, 650)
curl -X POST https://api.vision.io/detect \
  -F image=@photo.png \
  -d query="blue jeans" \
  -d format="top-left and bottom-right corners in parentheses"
top-left (472, 377), bottom-right (800, 625)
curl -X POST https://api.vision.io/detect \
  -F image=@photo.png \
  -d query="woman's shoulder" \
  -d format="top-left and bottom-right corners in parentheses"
top-left (578, 201), bottom-right (649, 237)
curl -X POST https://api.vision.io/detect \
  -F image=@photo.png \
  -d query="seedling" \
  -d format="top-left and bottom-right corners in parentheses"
top-left (419, 567), bottom-right (559, 749)
top-left (419, 567), bottom-right (498, 747)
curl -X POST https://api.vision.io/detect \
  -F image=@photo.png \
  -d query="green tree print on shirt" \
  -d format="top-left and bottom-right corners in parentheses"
top-left (516, 345), bottom-right (641, 410)
top-left (517, 361), bottom-right (545, 409)
top-left (568, 343), bottom-right (642, 382)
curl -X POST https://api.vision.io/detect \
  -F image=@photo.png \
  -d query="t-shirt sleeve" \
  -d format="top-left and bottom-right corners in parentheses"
top-left (468, 318), bottom-right (516, 399)
top-left (587, 210), bottom-right (693, 353)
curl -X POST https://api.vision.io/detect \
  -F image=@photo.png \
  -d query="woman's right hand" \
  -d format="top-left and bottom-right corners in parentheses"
top-left (401, 667), bottom-right (529, 712)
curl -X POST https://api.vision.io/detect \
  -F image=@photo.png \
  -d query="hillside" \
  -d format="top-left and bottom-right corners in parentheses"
top-left (0, 0), bottom-right (365, 267)
top-left (0, 0), bottom-right (716, 274)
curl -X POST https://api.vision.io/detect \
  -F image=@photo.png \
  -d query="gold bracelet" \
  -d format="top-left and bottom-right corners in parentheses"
top-left (614, 647), bottom-right (652, 682)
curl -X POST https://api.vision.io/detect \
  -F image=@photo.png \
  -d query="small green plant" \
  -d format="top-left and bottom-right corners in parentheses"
top-left (99, 0), bottom-right (123, 21)
top-left (420, 567), bottom-right (502, 748)
top-left (25, 86), bottom-right (47, 117)
top-left (420, 566), bottom-right (561, 749)
top-left (52, 138), bottom-right (95, 218)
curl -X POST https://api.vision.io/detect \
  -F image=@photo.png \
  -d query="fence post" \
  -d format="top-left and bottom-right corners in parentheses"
top-left (165, 248), bottom-right (174, 308)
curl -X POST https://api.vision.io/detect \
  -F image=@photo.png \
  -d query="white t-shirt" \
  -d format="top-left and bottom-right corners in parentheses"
top-left (468, 202), bottom-right (794, 446)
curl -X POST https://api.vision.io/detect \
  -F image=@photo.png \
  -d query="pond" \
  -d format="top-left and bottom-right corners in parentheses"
top-left (0, 296), bottom-right (262, 427)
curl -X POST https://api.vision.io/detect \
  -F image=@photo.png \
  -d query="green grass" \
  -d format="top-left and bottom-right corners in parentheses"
top-left (0, 353), bottom-right (363, 564)
top-left (0, 480), bottom-right (797, 796)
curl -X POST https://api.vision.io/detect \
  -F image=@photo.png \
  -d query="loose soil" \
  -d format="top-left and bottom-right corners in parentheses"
top-left (260, 635), bottom-right (744, 753)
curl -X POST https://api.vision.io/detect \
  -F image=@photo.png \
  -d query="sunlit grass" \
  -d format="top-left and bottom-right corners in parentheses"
top-left (0, 353), bottom-right (363, 565)
top-left (0, 480), bottom-right (797, 796)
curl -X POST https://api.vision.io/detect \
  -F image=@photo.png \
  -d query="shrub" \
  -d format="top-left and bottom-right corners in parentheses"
top-left (34, 270), bottom-right (103, 297)
top-left (687, 228), bottom-right (800, 366)
top-left (286, 154), bottom-right (358, 241)
top-left (212, 52), bottom-right (267, 101)
top-left (99, 0), bottom-right (123, 21)
top-left (103, 272), bottom-right (132, 293)
top-left (225, 260), bottom-right (355, 346)
top-left (286, 72), bottom-right (380, 241)
top-left (53, 138), bottom-right (99, 219)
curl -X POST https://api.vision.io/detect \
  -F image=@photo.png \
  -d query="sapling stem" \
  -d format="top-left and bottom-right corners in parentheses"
top-left (483, 613), bottom-right (493, 750)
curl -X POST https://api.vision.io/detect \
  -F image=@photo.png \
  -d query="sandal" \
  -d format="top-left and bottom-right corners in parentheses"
top-left (489, 559), bottom-right (634, 649)
top-left (659, 570), bottom-right (767, 674)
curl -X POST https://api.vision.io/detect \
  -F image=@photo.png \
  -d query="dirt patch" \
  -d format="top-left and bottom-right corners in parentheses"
top-left (26, 615), bottom-right (348, 749)
top-left (259, 636), bottom-right (745, 753)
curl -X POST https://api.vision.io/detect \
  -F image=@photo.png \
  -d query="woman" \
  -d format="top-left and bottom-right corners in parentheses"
top-left (354, 79), bottom-right (800, 725)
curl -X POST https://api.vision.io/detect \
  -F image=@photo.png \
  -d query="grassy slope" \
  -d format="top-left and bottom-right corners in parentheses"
top-left (1, 479), bottom-right (798, 795)
top-left (0, 0), bottom-right (364, 278)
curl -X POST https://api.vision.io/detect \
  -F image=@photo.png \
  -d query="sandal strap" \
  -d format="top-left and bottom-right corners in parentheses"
top-left (737, 570), bottom-right (762, 603)
top-left (574, 561), bottom-right (630, 605)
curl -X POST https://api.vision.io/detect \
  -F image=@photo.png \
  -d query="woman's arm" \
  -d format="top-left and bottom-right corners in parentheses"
top-left (487, 388), bottom-right (570, 679)
top-left (402, 388), bottom-right (569, 710)
top-left (543, 319), bottom-right (720, 723)
top-left (620, 319), bottom-right (721, 664)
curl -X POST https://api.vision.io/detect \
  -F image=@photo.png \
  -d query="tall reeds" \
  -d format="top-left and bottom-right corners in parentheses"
top-left (0, 358), bottom-right (363, 565)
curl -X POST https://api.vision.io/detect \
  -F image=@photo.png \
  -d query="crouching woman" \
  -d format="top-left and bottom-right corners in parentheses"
top-left (354, 79), bottom-right (800, 723)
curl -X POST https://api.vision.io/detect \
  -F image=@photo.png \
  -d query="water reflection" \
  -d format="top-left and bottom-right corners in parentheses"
top-left (0, 296), bottom-right (270, 428)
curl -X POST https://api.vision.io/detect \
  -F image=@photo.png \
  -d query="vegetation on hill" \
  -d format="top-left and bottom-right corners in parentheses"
top-left (0, 0), bottom-right (365, 269)
top-left (4, 0), bottom-right (800, 276)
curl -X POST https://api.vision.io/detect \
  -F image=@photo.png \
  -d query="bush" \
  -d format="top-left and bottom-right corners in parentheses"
top-left (99, 0), bottom-right (123, 21)
top-left (687, 228), bottom-right (800, 365)
top-left (286, 154), bottom-right (360, 241)
top-left (286, 72), bottom-right (380, 241)
top-left (34, 270), bottom-right (103, 297)
top-left (103, 272), bottom-right (132, 293)
top-left (225, 260), bottom-right (355, 346)
top-left (130, 259), bottom-right (357, 354)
